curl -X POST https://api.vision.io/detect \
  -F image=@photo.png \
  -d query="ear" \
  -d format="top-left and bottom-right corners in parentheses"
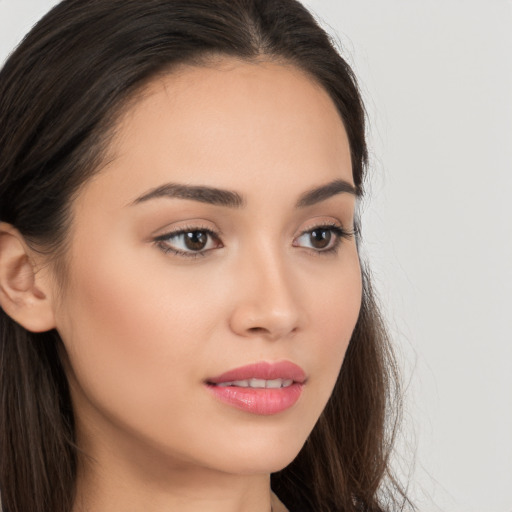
top-left (0, 223), bottom-right (56, 332)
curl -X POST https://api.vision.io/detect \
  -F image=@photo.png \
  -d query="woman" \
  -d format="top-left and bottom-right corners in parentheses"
top-left (0, 1), bottom-right (409, 511)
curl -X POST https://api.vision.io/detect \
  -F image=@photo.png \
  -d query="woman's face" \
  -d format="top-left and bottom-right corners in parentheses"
top-left (52, 59), bottom-right (362, 476)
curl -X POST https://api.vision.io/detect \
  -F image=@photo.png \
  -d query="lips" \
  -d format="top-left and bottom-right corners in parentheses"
top-left (205, 361), bottom-right (306, 415)
top-left (207, 361), bottom-right (306, 385)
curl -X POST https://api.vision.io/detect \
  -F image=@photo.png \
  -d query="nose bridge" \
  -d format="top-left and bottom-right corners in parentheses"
top-left (251, 241), bottom-right (293, 303)
top-left (230, 236), bottom-right (301, 339)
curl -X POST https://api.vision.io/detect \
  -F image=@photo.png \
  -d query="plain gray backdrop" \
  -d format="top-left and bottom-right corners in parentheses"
top-left (1, 1), bottom-right (511, 511)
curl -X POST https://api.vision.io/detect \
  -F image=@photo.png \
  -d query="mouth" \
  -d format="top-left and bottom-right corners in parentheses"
top-left (205, 361), bottom-right (306, 415)
top-left (214, 378), bottom-right (294, 389)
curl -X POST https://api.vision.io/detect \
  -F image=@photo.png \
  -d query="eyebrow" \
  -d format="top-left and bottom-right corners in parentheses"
top-left (130, 178), bottom-right (357, 208)
top-left (295, 179), bottom-right (358, 207)
top-left (130, 183), bottom-right (245, 208)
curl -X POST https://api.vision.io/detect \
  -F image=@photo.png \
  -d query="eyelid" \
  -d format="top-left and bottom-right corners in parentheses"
top-left (150, 218), bottom-right (222, 239)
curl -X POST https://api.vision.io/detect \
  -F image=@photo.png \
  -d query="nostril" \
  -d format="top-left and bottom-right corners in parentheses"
top-left (248, 327), bottom-right (266, 334)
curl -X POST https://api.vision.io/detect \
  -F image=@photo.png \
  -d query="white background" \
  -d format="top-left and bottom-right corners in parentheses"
top-left (1, 1), bottom-right (511, 511)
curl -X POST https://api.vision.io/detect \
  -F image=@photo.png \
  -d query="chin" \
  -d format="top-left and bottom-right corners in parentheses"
top-left (208, 430), bottom-right (310, 476)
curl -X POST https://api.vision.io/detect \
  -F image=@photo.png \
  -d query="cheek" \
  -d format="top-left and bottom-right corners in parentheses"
top-left (302, 250), bottom-right (362, 405)
top-left (55, 243), bottom-right (215, 430)
top-left (318, 266), bottom-right (361, 358)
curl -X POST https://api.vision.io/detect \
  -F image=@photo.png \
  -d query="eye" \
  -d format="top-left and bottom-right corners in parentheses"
top-left (293, 225), bottom-right (352, 253)
top-left (154, 228), bottom-right (222, 257)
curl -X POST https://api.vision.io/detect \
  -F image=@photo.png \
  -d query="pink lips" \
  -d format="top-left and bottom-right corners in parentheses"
top-left (205, 361), bottom-right (306, 415)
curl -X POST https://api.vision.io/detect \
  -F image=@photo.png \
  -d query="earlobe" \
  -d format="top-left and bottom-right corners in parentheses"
top-left (0, 223), bottom-right (56, 332)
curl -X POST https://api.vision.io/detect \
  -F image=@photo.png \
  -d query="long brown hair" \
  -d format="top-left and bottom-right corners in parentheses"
top-left (0, 1), bottom-right (410, 510)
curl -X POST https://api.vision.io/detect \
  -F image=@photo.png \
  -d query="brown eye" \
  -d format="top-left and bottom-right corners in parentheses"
top-left (293, 225), bottom-right (348, 253)
top-left (155, 228), bottom-right (222, 256)
top-left (309, 229), bottom-right (332, 249)
top-left (184, 231), bottom-right (208, 251)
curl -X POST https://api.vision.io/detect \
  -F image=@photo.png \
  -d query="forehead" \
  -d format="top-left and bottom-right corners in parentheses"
top-left (79, 58), bottom-right (353, 209)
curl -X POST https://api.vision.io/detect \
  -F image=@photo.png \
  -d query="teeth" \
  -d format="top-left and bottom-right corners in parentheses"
top-left (248, 378), bottom-right (266, 388)
top-left (215, 379), bottom-right (294, 389)
top-left (265, 379), bottom-right (283, 389)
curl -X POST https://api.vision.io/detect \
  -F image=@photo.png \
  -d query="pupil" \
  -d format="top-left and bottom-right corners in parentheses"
top-left (310, 229), bottom-right (331, 249)
top-left (185, 231), bottom-right (207, 250)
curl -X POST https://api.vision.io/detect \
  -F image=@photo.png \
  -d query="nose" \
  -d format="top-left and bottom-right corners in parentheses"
top-left (228, 246), bottom-right (302, 341)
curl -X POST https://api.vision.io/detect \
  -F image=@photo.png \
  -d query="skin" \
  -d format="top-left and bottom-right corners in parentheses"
top-left (45, 59), bottom-right (362, 512)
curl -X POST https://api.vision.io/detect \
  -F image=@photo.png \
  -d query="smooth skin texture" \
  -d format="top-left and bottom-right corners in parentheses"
top-left (19, 59), bottom-right (362, 512)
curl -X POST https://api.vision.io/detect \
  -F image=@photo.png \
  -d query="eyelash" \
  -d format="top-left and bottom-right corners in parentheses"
top-left (153, 223), bottom-right (355, 259)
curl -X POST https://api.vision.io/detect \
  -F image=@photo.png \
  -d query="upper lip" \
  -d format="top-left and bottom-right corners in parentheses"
top-left (207, 361), bottom-right (306, 384)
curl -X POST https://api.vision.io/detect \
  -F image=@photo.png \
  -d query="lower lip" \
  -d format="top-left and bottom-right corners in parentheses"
top-left (205, 383), bottom-right (303, 415)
